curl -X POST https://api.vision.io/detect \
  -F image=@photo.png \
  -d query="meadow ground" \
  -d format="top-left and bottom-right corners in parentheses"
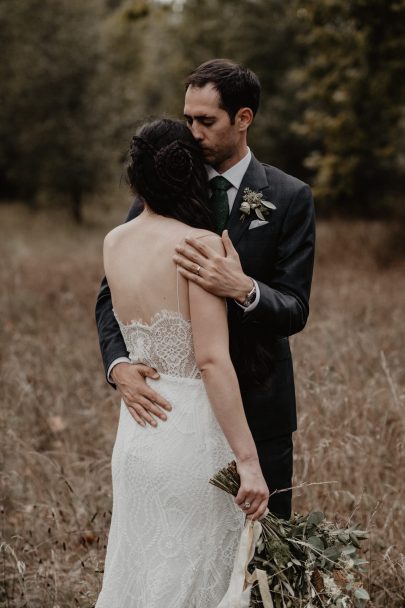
top-left (0, 202), bottom-right (404, 607)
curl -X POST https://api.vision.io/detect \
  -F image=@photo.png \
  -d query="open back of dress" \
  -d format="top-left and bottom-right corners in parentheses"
top-left (96, 220), bottom-right (244, 608)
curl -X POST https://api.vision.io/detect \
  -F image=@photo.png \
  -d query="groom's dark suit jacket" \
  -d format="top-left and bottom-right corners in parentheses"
top-left (95, 155), bottom-right (315, 441)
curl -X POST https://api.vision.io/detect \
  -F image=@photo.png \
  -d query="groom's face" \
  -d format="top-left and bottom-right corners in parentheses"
top-left (184, 83), bottom-right (242, 171)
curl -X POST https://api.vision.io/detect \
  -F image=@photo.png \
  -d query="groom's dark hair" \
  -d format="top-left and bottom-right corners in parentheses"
top-left (127, 119), bottom-right (215, 231)
top-left (185, 59), bottom-right (261, 123)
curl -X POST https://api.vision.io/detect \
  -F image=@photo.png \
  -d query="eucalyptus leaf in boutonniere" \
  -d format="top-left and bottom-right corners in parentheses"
top-left (239, 187), bottom-right (276, 222)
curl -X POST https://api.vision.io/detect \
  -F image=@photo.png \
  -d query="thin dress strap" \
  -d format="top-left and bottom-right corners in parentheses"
top-left (176, 230), bottom-right (214, 317)
top-left (176, 265), bottom-right (181, 315)
top-left (176, 229), bottom-right (197, 316)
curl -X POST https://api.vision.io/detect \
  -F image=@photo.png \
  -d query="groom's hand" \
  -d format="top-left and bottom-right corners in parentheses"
top-left (111, 362), bottom-right (172, 427)
top-left (173, 230), bottom-right (252, 301)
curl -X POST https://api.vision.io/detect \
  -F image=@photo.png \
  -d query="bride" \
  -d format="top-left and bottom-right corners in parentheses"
top-left (95, 119), bottom-right (268, 608)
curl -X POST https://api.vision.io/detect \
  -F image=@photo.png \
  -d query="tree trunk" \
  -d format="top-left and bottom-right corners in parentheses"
top-left (71, 189), bottom-right (83, 224)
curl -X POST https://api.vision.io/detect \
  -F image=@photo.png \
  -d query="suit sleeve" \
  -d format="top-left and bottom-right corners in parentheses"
top-left (242, 184), bottom-right (315, 336)
top-left (95, 199), bottom-right (142, 385)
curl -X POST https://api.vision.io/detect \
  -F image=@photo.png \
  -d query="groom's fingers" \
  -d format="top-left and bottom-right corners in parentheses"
top-left (143, 385), bottom-right (172, 411)
top-left (177, 266), bottom-right (207, 287)
top-left (124, 398), bottom-right (159, 427)
top-left (173, 253), bottom-right (201, 274)
top-left (221, 230), bottom-right (236, 256)
top-left (126, 405), bottom-right (146, 427)
top-left (173, 254), bottom-right (209, 280)
top-left (183, 237), bottom-right (216, 259)
top-left (174, 244), bottom-right (206, 265)
top-left (131, 394), bottom-right (168, 420)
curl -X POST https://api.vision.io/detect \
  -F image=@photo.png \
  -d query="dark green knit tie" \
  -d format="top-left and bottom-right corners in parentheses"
top-left (210, 176), bottom-right (232, 234)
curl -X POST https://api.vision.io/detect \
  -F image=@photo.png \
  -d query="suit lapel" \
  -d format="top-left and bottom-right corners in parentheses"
top-left (226, 155), bottom-right (269, 245)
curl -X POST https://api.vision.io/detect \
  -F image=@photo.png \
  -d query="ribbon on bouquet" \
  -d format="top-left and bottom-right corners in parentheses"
top-left (216, 510), bottom-right (273, 608)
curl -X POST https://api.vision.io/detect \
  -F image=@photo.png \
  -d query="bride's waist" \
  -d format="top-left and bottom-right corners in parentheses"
top-left (145, 371), bottom-right (203, 387)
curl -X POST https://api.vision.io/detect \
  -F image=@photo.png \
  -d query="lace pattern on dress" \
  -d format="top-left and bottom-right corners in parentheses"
top-left (114, 309), bottom-right (201, 380)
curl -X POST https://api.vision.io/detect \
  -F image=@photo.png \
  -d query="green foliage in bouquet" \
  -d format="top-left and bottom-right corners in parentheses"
top-left (210, 462), bottom-right (370, 608)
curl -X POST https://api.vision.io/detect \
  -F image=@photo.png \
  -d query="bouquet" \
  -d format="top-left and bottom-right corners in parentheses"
top-left (210, 462), bottom-right (371, 608)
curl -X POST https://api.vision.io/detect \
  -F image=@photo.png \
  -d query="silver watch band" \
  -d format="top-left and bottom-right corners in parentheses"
top-left (242, 282), bottom-right (256, 307)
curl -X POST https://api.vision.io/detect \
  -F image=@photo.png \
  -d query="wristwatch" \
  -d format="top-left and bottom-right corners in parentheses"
top-left (241, 281), bottom-right (256, 307)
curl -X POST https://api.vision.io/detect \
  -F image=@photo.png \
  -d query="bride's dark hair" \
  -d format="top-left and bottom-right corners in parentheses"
top-left (127, 119), bottom-right (214, 231)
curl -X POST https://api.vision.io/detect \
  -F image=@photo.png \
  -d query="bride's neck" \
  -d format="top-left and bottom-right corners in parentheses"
top-left (142, 203), bottom-right (155, 216)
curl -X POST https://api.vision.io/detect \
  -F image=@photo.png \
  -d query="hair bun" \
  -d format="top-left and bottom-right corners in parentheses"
top-left (154, 141), bottom-right (193, 192)
top-left (130, 135), bottom-right (155, 160)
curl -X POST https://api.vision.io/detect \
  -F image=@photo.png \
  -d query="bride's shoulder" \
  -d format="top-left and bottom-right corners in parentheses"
top-left (182, 228), bottom-right (225, 256)
top-left (103, 221), bottom-right (133, 249)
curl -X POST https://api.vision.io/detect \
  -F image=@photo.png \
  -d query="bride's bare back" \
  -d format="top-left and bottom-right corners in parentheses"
top-left (103, 210), bottom-right (214, 325)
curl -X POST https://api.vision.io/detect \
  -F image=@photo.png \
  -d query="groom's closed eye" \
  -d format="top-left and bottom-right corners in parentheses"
top-left (185, 116), bottom-right (216, 127)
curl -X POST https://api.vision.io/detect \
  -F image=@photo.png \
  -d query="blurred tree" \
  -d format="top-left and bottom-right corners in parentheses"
top-left (291, 0), bottom-right (405, 216)
top-left (0, 0), bottom-right (112, 221)
top-left (1, 0), bottom-right (403, 221)
top-left (167, 0), bottom-right (311, 178)
top-left (98, 0), bottom-right (179, 158)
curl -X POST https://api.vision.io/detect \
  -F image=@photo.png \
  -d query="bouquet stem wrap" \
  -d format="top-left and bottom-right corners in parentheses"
top-left (216, 512), bottom-right (273, 608)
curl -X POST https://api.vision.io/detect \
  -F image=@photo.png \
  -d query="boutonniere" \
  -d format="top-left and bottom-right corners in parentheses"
top-left (239, 187), bottom-right (276, 222)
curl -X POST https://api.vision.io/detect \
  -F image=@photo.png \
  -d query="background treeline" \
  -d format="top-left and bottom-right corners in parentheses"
top-left (1, 0), bottom-right (404, 222)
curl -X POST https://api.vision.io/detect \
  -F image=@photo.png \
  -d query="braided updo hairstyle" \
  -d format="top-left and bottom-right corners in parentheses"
top-left (127, 119), bottom-right (215, 231)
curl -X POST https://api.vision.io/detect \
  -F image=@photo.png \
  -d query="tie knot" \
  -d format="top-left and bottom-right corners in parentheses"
top-left (210, 176), bottom-right (232, 192)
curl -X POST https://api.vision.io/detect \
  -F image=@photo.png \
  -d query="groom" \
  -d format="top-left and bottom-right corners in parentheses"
top-left (95, 59), bottom-right (315, 520)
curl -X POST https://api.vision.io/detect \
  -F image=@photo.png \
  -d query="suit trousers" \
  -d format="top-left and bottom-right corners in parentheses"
top-left (255, 433), bottom-right (293, 520)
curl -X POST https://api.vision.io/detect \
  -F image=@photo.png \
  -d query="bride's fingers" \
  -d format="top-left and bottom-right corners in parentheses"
top-left (247, 499), bottom-right (268, 521)
top-left (235, 488), bottom-right (251, 507)
top-left (234, 489), bottom-right (246, 506)
top-left (242, 497), bottom-right (259, 515)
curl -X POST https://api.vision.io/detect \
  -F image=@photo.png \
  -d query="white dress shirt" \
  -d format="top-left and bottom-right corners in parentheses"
top-left (108, 147), bottom-right (260, 382)
top-left (206, 147), bottom-right (252, 211)
top-left (206, 147), bottom-right (260, 313)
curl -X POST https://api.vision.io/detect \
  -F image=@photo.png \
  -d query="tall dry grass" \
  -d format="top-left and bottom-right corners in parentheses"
top-left (0, 203), bottom-right (404, 607)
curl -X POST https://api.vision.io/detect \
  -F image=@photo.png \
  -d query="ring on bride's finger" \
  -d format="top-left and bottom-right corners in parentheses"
top-left (243, 501), bottom-right (251, 509)
top-left (195, 265), bottom-right (201, 276)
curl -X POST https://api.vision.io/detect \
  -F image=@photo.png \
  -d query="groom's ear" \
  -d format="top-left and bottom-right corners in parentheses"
top-left (236, 107), bottom-right (254, 131)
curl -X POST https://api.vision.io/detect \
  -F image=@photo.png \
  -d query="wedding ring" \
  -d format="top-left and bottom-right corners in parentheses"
top-left (243, 501), bottom-right (251, 509)
top-left (195, 265), bottom-right (201, 276)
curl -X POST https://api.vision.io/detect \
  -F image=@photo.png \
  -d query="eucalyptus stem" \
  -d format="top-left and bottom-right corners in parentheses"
top-left (210, 461), bottom-right (370, 608)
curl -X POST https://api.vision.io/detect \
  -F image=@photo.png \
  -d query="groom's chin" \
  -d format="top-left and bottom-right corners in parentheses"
top-left (202, 150), bottom-right (217, 166)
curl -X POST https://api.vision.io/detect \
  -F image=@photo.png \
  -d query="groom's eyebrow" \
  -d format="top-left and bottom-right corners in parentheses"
top-left (184, 113), bottom-right (216, 123)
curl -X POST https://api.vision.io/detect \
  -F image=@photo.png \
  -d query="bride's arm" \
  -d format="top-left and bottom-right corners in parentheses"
top-left (188, 236), bottom-right (269, 520)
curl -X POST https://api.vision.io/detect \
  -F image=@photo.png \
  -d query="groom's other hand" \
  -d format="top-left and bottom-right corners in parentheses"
top-left (174, 230), bottom-right (252, 302)
top-left (111, 363), bottom-right (172, 427)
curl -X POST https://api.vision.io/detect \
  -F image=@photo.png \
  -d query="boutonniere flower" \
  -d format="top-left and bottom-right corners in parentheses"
top-left (239, 187), bottom-right (276, 222)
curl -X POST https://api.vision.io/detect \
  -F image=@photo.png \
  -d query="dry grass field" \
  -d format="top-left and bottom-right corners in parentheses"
top-left (1, 202), bottom-right (404, 607)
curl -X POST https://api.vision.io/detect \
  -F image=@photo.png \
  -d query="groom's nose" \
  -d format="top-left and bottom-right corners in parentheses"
top-left (190, 122), bottom-right (204, 142)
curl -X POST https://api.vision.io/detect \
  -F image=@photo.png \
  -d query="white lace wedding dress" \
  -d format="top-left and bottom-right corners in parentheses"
top-left (95, 307), bottom-right (245, 608)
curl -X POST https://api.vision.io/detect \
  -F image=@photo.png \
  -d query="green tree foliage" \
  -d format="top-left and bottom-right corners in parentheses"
top-left (0, 0), bottom-right (404, 220)
top-left (166, 0), bottom-right (311, 177)
top-left (0, 0), bottom-right (111, 221)
top-left (291, 0), bottom-right (405, 215)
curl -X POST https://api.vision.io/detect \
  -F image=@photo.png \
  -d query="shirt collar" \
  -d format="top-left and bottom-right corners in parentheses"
top-left (206, 147), bottom-right (252, 189)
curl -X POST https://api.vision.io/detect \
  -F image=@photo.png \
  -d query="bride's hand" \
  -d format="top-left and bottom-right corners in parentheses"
top-left (111, 362), bottom-right (172, 427)
top-left (234, 458), bottom-right (269, 521)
